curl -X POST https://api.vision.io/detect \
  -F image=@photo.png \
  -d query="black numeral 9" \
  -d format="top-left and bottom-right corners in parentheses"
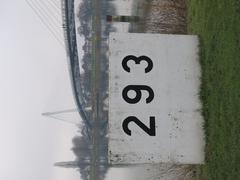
top-left (122, 85), bottom-right (154, 104)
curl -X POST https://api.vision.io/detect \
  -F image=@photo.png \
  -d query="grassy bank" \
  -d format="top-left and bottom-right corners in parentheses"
top-left (187, 0), bottom-right (240, 179)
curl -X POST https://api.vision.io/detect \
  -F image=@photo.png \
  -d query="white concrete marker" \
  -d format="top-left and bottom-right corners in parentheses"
top-left (108, 33), bottom-right (205, 165)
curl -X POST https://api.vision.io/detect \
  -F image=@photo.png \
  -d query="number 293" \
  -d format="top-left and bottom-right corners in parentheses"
top-left (121, 55), bottom-right (156, 136)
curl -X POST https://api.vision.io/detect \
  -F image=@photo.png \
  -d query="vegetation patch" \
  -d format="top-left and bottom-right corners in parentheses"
top-left (187, 0), bottom-right (240, 179)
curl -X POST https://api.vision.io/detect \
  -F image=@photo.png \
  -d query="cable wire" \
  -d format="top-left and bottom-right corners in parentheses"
top-left (25, 0), bottom-right (64, 46)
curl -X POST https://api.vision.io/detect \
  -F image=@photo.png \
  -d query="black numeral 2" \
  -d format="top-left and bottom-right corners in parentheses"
top-left (122, 116), bottom-right (156, 136)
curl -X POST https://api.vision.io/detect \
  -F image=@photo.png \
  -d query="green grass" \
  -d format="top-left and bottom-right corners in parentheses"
top-left (187, 0), bottom-right (240, 179)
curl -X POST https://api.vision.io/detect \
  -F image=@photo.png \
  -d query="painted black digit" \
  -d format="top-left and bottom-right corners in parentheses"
top-left (122, 85), bottom-right (154, 104)
top-left (122, 55), bottom-right (153, 73)
top-left (122, 116), bottom-right (156, 136)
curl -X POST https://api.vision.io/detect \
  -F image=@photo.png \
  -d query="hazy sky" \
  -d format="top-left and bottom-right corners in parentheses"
top-left (0, 1), bottom-right (81, 179)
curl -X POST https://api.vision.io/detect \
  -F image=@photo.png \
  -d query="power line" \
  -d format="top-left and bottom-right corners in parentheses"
top-left (29, 0), bottom-right (63, 38)
top-left (33, 0), bottom-right (64, 40)
top-left (39, 0), bottom-right (62, 24)
top-left (48, 0), bottom-right (61, 11)
top-left (26, 0), bottom-right (63, 43)
top-left (33, 0), bottom-right (62, 28)
top-left (49, 0), bottom-right (61, 10)
top-left (25, 0), bottom-right (64, 46)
